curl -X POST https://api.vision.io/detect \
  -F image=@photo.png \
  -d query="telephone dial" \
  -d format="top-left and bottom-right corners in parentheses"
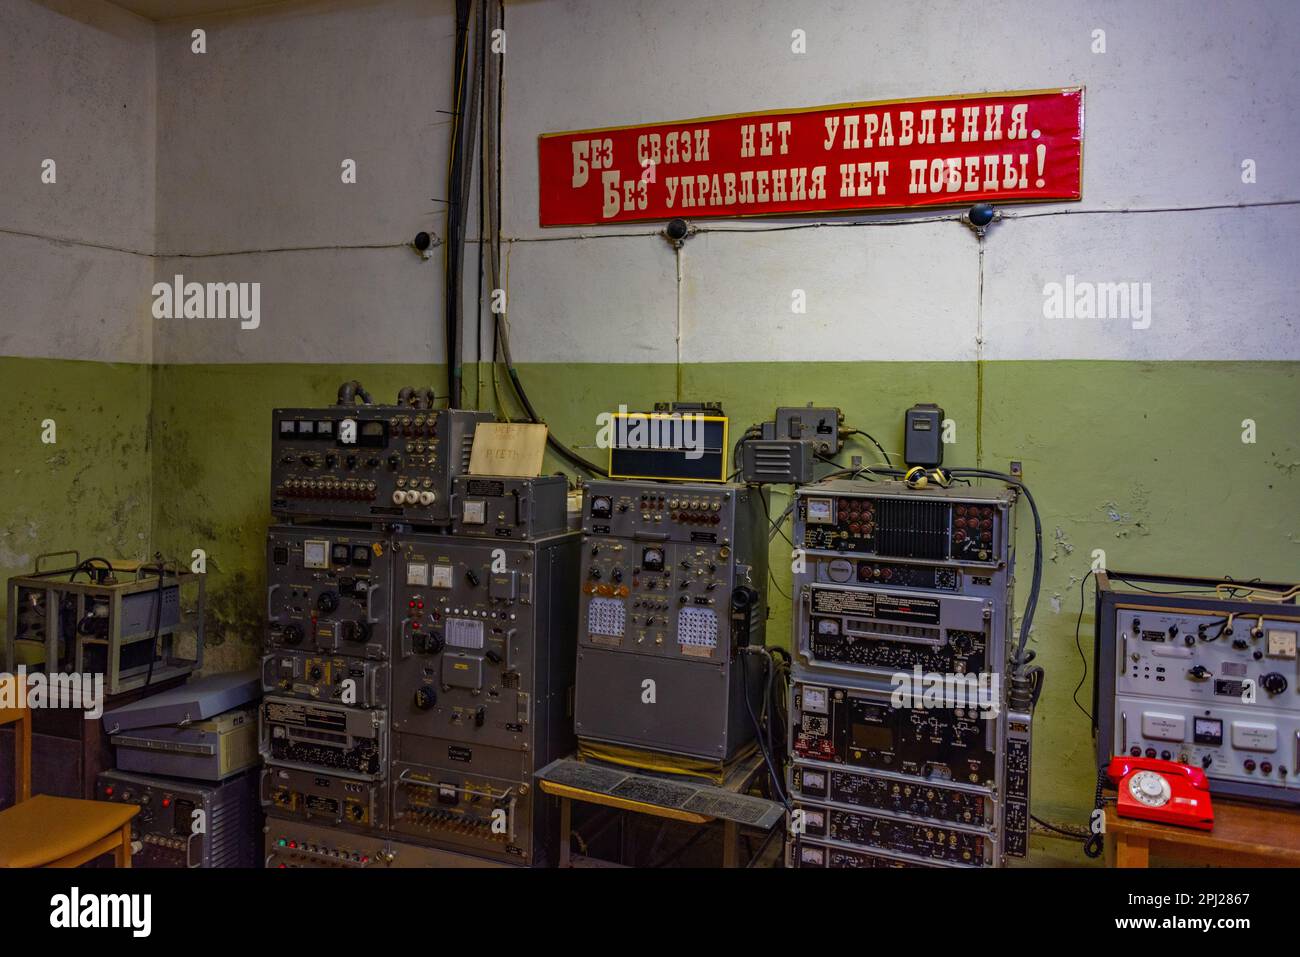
top-left (1107, 756), bottom-right (1214, 831)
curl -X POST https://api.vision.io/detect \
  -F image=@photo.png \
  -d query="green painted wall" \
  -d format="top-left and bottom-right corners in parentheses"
top-left (144, 358), bottom-right (1300, 835)
top-left (6, 356), bottom-right (1294, 857)
top-left (1, 357), bottom-right (154, 631)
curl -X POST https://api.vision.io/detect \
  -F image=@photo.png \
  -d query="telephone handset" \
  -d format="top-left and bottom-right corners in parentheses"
top-left (1107, 756), bottom-right (1214, 831)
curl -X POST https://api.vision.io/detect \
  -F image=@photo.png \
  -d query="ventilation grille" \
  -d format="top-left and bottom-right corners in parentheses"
top-left (751, 444), bottom-right (793, 478)
top-left (871, 499), bottom-right (949, 560)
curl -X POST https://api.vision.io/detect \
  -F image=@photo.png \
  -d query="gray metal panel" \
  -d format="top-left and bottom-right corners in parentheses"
top-left (575, 646), bottom-right (733, 760)
top-left (102, 669), bottom-right (260, 732)
top-left (265, 524), bottom-right (393, 661)
top-left (450, 474), bottom-right (568, 539)
top-left (1094, 570), bottom-right (1300, 806)
top-left (111, 706), bottom-right (258, 781)
top-left (97, 768), bottom-right (259, 868)
top-left (263, 816), bottom-right (510, 868)
top-left (787, 478), bottom-right (1021, 867)
top-left (388, 530), bottom-right (579, 865)
top-left (270, 406), bottom-right (494, 524)
top-left (574, 480), bottom-right (768, 762)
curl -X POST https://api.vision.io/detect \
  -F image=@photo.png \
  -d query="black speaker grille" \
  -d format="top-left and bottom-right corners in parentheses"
top-left (872, 499), bottom-right (949, 559)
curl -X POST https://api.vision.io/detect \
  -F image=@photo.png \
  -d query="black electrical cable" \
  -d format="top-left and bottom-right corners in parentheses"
top-left (474, 0), bottom-right (487, 382)
top-left (740, 651), bottom-right (789, 809)
top-left (444, 0), bottom-right (474, 407)
top-left (477, 0), bottom-right (602, 475)
top-left (1072, 568), bottom-right (1096, 723)
top-left (1031, 814), bottom-right (1089, 839)
top-left (1083, 766), bottom-right (1109, 858)
top-left (70, 557), bottom-right (114, 583)
top-left (841, 426), bottom-right (893, 466)
top-left (760, 488), bottom-right (794, 548)
top-left (335, 380), bottom-right (373, 406)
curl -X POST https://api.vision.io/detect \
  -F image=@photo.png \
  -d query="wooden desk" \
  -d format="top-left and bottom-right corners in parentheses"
top-left (1106, 799), bottom-right (1300, 867)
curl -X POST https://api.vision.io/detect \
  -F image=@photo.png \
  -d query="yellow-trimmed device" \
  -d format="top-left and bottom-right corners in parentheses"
top-left (607, 410), bottom-right (729, 483)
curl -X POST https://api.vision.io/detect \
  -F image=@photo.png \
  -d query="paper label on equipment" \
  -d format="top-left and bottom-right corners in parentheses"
top-left (1140, 711), bottom-right (1186, 742)
top-left (1231, 721), bottom-right (1278, 752)
top-left (810, 588), bottom-right (940, 625)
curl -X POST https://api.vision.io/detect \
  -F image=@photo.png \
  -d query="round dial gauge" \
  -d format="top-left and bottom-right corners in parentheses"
top-left (826, 559), bottom-right (854, 583)
top-left (802, 686), bottom-right (829, 713)
top-left (1128, 770), bottom-right (1172, 807)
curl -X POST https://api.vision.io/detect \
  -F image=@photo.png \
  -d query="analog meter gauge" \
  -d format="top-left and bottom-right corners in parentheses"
top-left (806, 498), bottom-right (834, 525)
top-left (303, 540), bottom-right (329, 569)
top-left (802, 685), bottom-right (829, 713)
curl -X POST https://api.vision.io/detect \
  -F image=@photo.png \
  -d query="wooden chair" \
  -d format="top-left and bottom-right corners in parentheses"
top-left (0, 675), bottom-right (138, 868)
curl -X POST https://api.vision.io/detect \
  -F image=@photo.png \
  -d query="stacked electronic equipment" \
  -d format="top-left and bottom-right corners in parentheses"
top-left (573, 404), bottom-right (771, 779)
top-left (385, 473), bottom-right (579, 867)
top-left (261, 383), bottom-right (580, 867)
top-left (1093, 570), bottom-right (1300, 806)
top-left (785, 478), bottom-right (1033, 868)
top-left (96, 671), bottom-right (262, 867)
top-left (3, 554), bottom-right (208, 808)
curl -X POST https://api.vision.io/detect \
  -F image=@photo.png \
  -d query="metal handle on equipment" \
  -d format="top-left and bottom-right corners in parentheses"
top-left (35, 550), bottom-right (80, 573)
top-left (365, 584), bottom-right (385, 626)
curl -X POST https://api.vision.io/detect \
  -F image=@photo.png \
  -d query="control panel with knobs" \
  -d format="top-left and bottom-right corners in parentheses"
top-left (1097, 570), bottom-right (1300, 807)
top-left (574, 479), bottom-right (769, 763)
top-left (260, 649), bottom-right (389, 708)
top-left (388, 529), bottom-right (579, 867)
top-left (266, 526), bottom-right (390, 661)
top-left (271, 405), bottom-right (493, 525)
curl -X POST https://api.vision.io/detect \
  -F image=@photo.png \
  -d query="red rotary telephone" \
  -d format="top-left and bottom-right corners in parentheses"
top-left (1107, 756), bottom-right (1214, 831)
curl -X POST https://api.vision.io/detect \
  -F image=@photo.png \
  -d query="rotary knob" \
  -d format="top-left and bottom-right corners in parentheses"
top-left (340, 619), bottom-right (370, 643)
top-left (1261, 672), bottom-right (1289, 695)
top-left (316, 592), bottom-right (339, 613)
top-left (282, 624), bottom-right (304, 646)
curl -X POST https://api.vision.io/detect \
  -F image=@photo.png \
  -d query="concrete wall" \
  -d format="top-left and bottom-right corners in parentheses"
top-left (0, 0), bottom-right (156, 614)
top-left (3, 0), bottom-right (1298, 858)
top-left (491, 0), bottom-right (1300, 833)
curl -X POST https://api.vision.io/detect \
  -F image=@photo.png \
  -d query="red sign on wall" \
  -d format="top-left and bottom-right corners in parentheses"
top-left (538, 88), bottom-right (1083, 226)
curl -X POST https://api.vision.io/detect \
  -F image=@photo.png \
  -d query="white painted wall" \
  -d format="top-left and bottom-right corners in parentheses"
top-left (152, 0), bottom-right (456, 364)
top-left (499, 0), bottom-right (1300, 364)
top-left (0, 0), bottom-right (156, 363)
top-left (5, 0), bottom-right (1297, 367)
